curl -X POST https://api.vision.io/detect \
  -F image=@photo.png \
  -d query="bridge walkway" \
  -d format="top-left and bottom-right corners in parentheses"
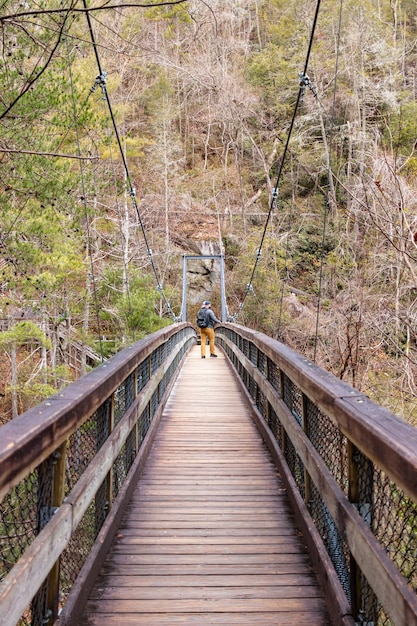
top-left (80, 345), bottom-right (331, 625)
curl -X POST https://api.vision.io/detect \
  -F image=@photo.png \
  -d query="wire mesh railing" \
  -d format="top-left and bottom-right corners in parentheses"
top-left (0, 323), bottom-right (195, 626)
top-left (216, 324), bottom-right (417, 626)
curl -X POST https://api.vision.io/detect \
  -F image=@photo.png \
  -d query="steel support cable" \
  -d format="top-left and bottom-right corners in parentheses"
top-left (82, 0), bottom-right (178, 322)
top-left (65, 34), bottom-right (105, 361)
top-left (276, 158), bottom-right (298, 340)
top-left (312, 0), bottom-right (343, 362)
top-left (99, 97), bottom-right (136, 341)
top-left (231, 0), bottom-right (322, 322)
top-left (275, 71), bottom-right (315, 340)
top-left (86, 31), bottom-right (135, 327)
top-left (231, 88), bottom-right (303, 322)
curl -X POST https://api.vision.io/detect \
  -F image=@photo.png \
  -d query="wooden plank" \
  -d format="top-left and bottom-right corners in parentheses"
top-left (122, 510), bottom-right (293, 518)
top-left (124, 510), bottom-right (293, 520)
top-left (85, 597), bottom-right (328, 613)
top-left (105, 561), bottom-right (320, 581)
top-left (89, 585), bottom-right (324, 600)
top-left (81, 612), bottom-right (329, 626)
top-left (115, 527), bottom-right (297, 536)
top-left (98, 563), bottom-right (316, 576)
top-left (80, 346), bottom-right (331, 626)
top-left (103, 553), bottom-right (311, 566)
top-left (111, 536), bottom-right (297, 546)
top-left (90, 573), bottom-right (318, 587)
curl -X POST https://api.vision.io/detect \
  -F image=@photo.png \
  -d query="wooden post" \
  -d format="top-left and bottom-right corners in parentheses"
top-left (132, 366), bottom-right (138, 456)
top-left (124, 373), bottom-right (137, 473)
top-left (94, 397), bottom-right (114, 534)
top-left (301, 394), bottom-right (311, 507)
top-left (46, 441), bottom-right (68, 625)
top-left (348, 441), bottom-right (361, 619)
top-left (106, 395), bottom-right (115, 511)
top-left (279, 369), bottom-right (287, 456)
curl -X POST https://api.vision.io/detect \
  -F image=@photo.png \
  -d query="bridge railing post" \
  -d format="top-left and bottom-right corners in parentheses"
top-left (123, 372), bottom-right (136, 477)
top-left (348, 441), bottom-right (376, 623)
top-left (348, 441), bottom-right (361, 620)
top-left (132, 364), bottom-right (139, 462)
top-left (0, 323), bottom-right (196, 626)
top-left (106, 396), bottom-right (115, 513)
top-left (278, 369), bottom-right (286, 451)
top-left (301, 394), bottom-right (311, 507)
top-left (44, 440), bottom-right (68, 625)
top-left (215, 324), bottom-right (417, 625)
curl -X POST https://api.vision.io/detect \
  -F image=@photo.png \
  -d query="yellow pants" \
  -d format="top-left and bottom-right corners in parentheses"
top-left (200, 327), bottom-right (215, 357)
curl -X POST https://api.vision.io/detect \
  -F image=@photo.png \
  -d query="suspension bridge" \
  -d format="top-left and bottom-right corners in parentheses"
top-left (1, 321), bottom-right (417, 626)
top-left (1, 0), bottom-right (417, 624)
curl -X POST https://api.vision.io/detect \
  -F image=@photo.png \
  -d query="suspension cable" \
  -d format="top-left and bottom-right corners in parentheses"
top-left (312, 0), bottom-right (343, 362)
top-left (230, 0), bottom-right (322, 322)
top-left (276, 160), bottom-right (297, 339)
top-left (82, 0), bottom-right (178, 321)
top-left (66, 34), bottom-right (105, 361)
top-left (95, 86), bottom-right (136, 341)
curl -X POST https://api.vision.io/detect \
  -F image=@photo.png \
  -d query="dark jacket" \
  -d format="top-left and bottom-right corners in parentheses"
top-left (203, 307), bottom-right (220, 328)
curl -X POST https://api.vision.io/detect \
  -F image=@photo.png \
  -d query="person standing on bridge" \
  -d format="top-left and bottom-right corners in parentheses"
top-left (197, 300), bottom-right (220, 359)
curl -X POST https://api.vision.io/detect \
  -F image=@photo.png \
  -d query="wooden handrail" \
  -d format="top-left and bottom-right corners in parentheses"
top-left (223, 324), bottom-right (417, 502)
top-left (217, 323), bottom-right (417, 626)
top-left (2, 320), bottom-right (416, 626)
top-left (0, 323), bottom-right (191, 503)
top-left (0, 323), bottom-right (195, 626)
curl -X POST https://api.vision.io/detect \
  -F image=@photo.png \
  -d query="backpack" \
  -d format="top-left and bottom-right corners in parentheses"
top-left (196, 308), bottom-right (208, 328)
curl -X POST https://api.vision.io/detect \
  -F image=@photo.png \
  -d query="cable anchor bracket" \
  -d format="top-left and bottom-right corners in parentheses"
top-left (298, 72), bottom-right (317, 98)
top-left (95, 71), bottom-right (107, 87)
top-left (90, 71), bottom-right (108, 97)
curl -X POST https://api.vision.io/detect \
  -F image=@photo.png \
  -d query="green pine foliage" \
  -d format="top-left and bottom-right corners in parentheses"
top-left (0, 0), bottom-right (417, 423)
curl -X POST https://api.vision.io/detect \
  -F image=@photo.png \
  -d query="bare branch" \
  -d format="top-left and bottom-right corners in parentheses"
top-left (0, 6), bottom-right (75, 120)
top-left (0, 0), bottom-right (189, 22)
top-left (0, 147), bottom-right (98, 160)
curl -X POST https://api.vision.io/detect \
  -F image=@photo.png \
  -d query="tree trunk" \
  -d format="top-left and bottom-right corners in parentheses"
top-left (11, 344), bottom-right (18, 419)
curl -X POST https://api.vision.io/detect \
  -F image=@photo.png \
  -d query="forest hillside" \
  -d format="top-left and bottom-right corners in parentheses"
top-left (1, 0), bottom-right (417, 425)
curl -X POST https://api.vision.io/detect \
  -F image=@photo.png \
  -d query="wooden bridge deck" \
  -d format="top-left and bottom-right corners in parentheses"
top-left (80, 345), bottom-right (331, 625)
